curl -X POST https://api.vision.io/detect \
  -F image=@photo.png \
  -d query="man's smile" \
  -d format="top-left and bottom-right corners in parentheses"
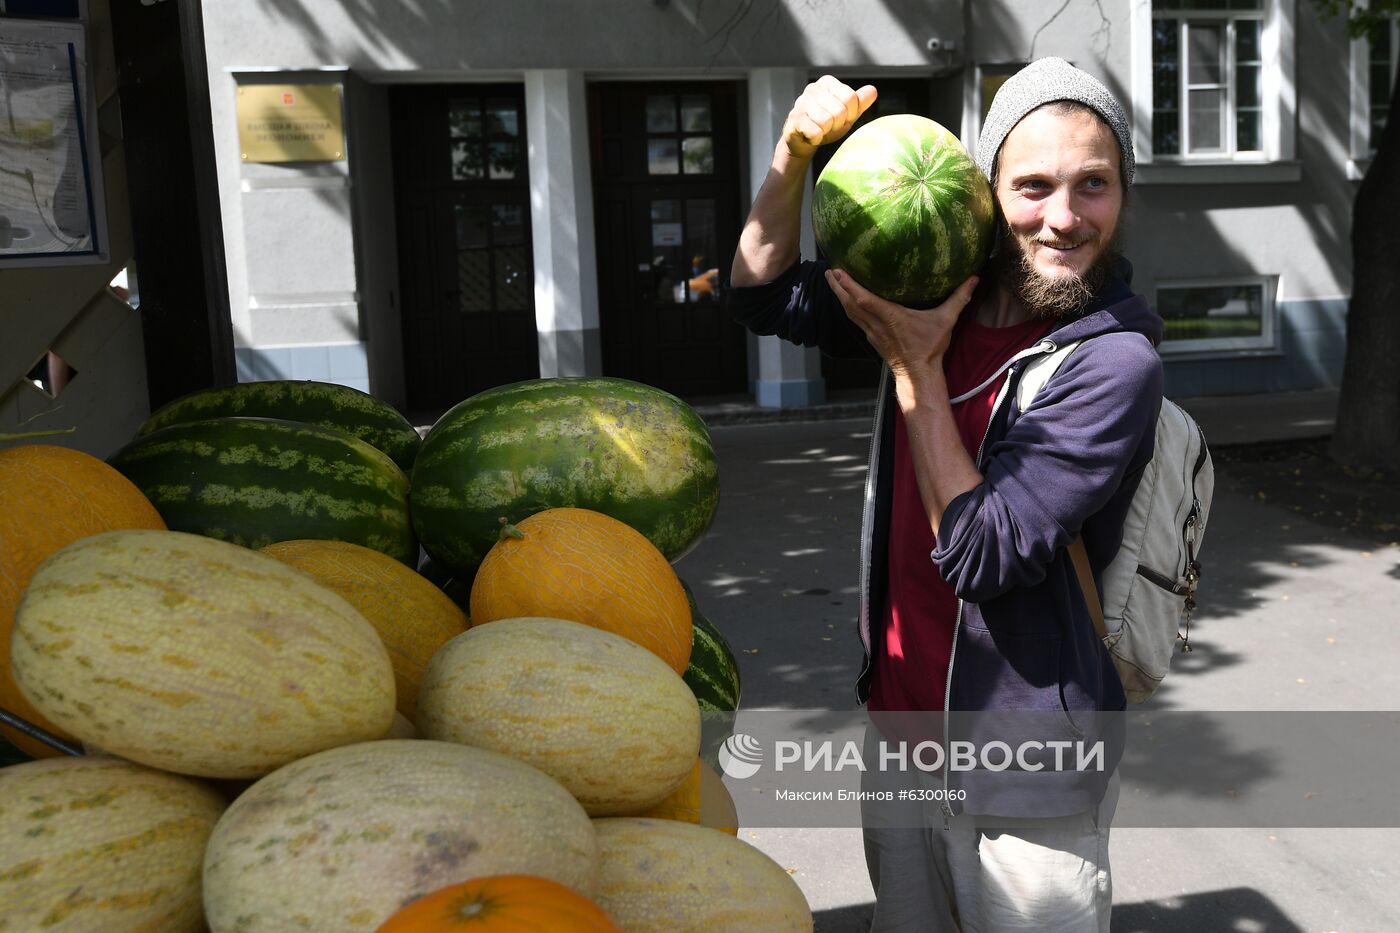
top-left (1038, 240), bottom-right (1091, 255)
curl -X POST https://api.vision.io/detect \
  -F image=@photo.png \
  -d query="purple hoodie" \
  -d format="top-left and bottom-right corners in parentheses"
top-left (728, 256), bottom-right (1164, 818)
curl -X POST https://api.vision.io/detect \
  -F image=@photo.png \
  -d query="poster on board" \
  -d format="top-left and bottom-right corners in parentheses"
top-left (0, 14), bottom-right (109, 267)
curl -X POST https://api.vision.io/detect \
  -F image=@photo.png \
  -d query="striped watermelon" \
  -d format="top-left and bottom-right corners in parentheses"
top-left (139, 380), bottom-right (422, 472)
top-left (411, 377), bottom-right (719, 580)
top-left (680, 580), bottom-right (740, 713)
top-left (680, 580), bottom-right (740, 769)
top-left (108, 417), bottom-right (416, 565)
top-left (812, 114), bottom-right (994, 308)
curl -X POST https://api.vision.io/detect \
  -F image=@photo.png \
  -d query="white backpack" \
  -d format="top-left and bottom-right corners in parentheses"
top-left (1016, 338), bottom-right (1214, 703)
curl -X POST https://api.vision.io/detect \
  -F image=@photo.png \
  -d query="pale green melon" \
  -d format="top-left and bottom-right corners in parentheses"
top-left (11, 529), bottom-right (395, 778)
top-left (593, 817), bottom-right (812, 931)
top-left (417, 617), bottom-right (699, 815)
top-left (0, 756), bottom-right (225, 931)
top-left (202, 740), bottom-right (598, 932)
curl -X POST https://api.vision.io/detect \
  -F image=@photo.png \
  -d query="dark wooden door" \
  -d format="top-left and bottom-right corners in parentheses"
top-left (390, 85), bottom-right (539, 412)
top-left (811, 78), bottom-right (935, 392)
top-left (591, 82), bottom-right (746, 399)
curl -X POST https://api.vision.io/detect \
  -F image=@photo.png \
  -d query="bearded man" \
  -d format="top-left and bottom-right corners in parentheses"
top-left (726, 58), bottom-right (1163, 932)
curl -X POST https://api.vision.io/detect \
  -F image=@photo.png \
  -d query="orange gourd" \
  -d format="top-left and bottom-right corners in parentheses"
top-left (468, 508), bottom-right (691, 674)
top-left (0, 444), bottom-right (165, 757)
top-left (377, 875), bottom-right (619, 932)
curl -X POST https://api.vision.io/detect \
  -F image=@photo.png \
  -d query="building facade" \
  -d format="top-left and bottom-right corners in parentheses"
top-left (200, 0), bottom-right (1383, 415)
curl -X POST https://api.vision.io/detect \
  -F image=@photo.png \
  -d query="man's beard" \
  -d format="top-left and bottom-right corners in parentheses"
top-left (991, 226), bottom-right (1121, 322)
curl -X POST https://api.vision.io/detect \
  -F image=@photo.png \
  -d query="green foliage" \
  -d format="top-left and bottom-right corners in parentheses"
top-left (1313, 0), bottom-right (1400, 43)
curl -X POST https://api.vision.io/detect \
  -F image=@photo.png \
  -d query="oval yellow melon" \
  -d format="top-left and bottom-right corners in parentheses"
top-left (0, 755), bottom-right (225, 931)
top-left (11, 529), bottom-right (395, 777)
top-left (469, 508), bottom-right (692, 673)
top-left (0, 444), bottom-right (166, 758)
top-left (593, 818), bottom-right (813, 932)
top-left (418, 617), bottom-right (699, 815)
top-left (202, 740), bottom-right (598, 932)
top-left (633, 758), bottom-right (739, 835)
top-left (259, 538), bottom-right (467, 721)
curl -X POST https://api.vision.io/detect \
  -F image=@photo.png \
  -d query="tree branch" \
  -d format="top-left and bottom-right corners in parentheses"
top-left (1027, 0), bottom-right (1074, 60)
top-left (1089, 0), bottom-right (1113, 53)
top-left (1028, 0), bottom-right (1113, 59)
top-left (703, 0), bottom-right (755, 69)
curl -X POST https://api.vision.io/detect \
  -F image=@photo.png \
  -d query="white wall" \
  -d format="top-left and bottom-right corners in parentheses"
top-left (197, 0), bottom-right (1356, 398)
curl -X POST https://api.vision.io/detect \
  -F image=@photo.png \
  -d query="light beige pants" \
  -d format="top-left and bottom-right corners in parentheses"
top-left (860, 725), bottom-right (1119, 933)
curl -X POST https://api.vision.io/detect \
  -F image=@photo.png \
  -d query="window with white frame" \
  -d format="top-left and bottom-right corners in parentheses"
top-left (1351, 13), bottom-right (1400, 162)
top-left (1151, 0), bottom-right (1265, 158)
top-left (1155, 277), bottom-right (1277, 353)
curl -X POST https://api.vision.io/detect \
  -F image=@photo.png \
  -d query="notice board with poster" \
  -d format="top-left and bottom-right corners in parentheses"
top-left (0, 14), bottom-right (109, 266)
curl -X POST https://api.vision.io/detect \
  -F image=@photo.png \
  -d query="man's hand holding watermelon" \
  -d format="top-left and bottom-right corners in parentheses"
top-left (825, 265), bottom-right (986, 529)
top-left (824, 268), bottom-right (980, 378)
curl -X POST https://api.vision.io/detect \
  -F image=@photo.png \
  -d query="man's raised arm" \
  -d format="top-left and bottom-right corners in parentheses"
top-left (730, 77), bottom-right (877, 287)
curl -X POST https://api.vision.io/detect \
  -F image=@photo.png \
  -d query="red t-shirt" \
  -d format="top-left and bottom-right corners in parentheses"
top-left (868, 311), bottom-right (1053, 713)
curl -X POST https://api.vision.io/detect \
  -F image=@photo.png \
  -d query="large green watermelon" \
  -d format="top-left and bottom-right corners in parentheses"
top-left (411, 377), bottom-right (720, 581)
top-left (138, 380), bottom-right (422, 473)
top-left (812, 114), bottom-right (994, 308)
top-left (109, 417), bottom-right (416, 564)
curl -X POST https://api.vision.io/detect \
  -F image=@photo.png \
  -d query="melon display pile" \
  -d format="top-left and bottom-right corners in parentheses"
top-left (0, 377), bottom-right (803, 932)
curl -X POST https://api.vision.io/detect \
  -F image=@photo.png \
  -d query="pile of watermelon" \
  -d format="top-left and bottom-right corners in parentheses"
top-left (0, 377), bottom-right (802, 931)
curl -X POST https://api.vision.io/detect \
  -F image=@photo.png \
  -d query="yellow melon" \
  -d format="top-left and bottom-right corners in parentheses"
top-left (418, 617), bottom-right (698, 815)
top-left (202, 740), bottom-right (598, 932)
top-left (0, 444), bottom-right (166, 758)
top-left (469, 508), bottom-right (692, 673)
top-left (0, 755), bottom-right (225, 931)
top-left (633, 758), bottom-right (739, 835)
top-left (259, 538), bottom-right (467, 721)
top-left (593, 818), bottom-right (812, 931)
top-left (10, 529), bottom-right (395, 778)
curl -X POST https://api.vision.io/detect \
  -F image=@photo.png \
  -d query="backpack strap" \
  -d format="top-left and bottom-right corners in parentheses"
top-left (948, 338), bottom-right (1061, 405)
top-left (1015, 338), bottom-right (1083, 413)
top-left (969, 336), bottom-right (1105, 641)
top-left (1068, 536), bottom-right (1107, 641)
top-left (1022, 340), bottom-right (1106, 641)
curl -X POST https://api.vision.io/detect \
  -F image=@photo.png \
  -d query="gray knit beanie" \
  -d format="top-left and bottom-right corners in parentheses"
top-left (976, 57), bottom-right (1135, 187)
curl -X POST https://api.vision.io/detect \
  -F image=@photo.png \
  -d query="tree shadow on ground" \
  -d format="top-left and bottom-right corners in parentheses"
top-left (1113, 887), bottom-right (1306, 933)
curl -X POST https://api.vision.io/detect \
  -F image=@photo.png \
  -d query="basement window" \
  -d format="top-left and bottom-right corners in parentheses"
top-left (1155, 277), bottom-right (1277, 354)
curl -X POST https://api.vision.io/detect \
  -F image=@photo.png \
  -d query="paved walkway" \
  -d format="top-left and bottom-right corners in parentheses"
top-left (674, 401), bottom-right (1399, 933)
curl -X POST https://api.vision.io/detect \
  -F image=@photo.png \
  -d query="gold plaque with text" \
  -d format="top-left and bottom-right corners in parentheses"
top-left (237, 84), bottom-right (345, 163)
